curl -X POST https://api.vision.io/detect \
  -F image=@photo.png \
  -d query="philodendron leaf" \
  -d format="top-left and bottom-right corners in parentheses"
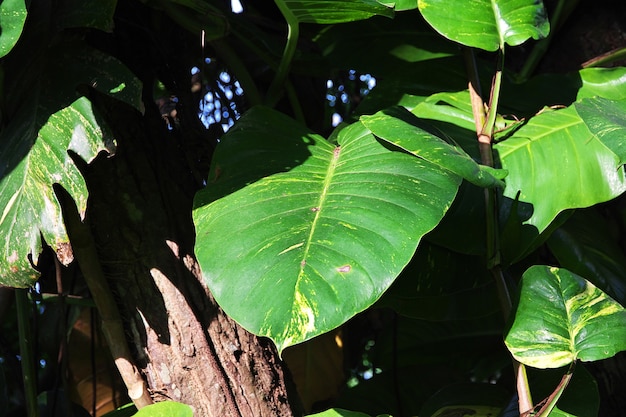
top-left (132, 401), bottom-right (193, 417)
top-left (0, 0), bottom-right (28, 58)
top-left (193, 106), bottom-right (460, 352)
top-left (282, 0), bottom-right (393, 24)
top-left (575, 97), bottom-right (626, 166)
top-left (505, 265), bottom-right (626, 369)
top-left (0, 98), bottom-right (107, 287)
top-left (494, 106), bottom-right (626, 236)
top-left (360, 106), bottom-right (506, 188)
top-left (418, 0), bottom-right (549, 51)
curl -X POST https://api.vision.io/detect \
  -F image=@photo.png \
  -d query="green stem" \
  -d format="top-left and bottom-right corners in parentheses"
top-left (266, 0), bottom-right (300, 108)
top-left (530, 363), bottom-right (575, 417)
top-left (16, 289), bottom-right (38, 417)
top-left (465, 47), bottom-right (533, 413)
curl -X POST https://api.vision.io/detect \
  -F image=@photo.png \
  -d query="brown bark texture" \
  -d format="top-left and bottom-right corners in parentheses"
top-left (80, 90), bottom-right (302, 416)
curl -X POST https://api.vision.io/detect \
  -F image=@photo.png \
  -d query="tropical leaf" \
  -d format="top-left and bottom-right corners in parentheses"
top-left (57, 0), bottom-right (117, 31)
top-left (360, 106), bottom-right (506, 187)
top-left (281, 0), bottom-right (393, 24)
top-left (132, 401), bottom-right (193, 417)
top-left (0, 37), bottom-right (141, 287)
top-left (0, 98), bottom-right (106, 287)
top-left (505, 265), bottom-right (626, 369)
top-left (377, 242), bottom-right (499, 320)
top-left (417, 0), bottom-right (550, 51)
top-left (193, 106), bottom-right (460, 352)
top-left (313, 13), bottom-right (458, 78)
top-left (494, 106), bottom-right (626, 237)
top-left (575, 97), bottom-right (626, 166)
top-left (0, 0), bottom-right (28, 58)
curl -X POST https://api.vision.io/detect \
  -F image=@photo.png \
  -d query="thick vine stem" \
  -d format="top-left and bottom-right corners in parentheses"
top-left (464, 47), bottom-right (533, 414)
top-left (53, 183), bottom-right (153, 409)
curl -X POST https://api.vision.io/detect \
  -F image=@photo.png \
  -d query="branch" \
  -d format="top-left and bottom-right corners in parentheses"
top-left (54, 183), bottom-right (153, 409)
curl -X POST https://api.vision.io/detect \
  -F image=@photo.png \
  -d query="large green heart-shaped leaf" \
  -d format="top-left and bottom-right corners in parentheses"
top-left (193, 106), bottom-right (460, 352)
top-left (417, 0), bottom-right (550, 51)
top-left (494, 106), bottom-right (626, 236)
top-left (360, 106), bottom-right (506, 187)
top-left (281, 0), bottom-right (393, 24)
top-left (505, 265), bottom-right (626, 369)
top-left (0, 0), bottom-right (27, 58)
top-left (0, 98), bottom-right (106, 287)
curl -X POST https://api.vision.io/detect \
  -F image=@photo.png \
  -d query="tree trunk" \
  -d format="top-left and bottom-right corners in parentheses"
top-left (81, 91), bottom-right (302, 416)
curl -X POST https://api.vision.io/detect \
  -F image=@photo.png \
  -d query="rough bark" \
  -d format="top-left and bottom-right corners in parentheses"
top-left (81, 90), bottom-right (302, 416)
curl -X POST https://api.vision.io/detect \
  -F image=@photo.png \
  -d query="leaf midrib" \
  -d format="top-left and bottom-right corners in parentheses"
top-left (297, 146), bottom-right (341, 279)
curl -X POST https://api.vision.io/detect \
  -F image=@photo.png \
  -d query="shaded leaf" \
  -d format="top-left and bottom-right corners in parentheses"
top-left (505, 265), bottom-right (626, 369)
top-left (314, 12), bottom-right (458, 77)
top-left (376, 242), bottom-right (499, 320)
top-left (419, 383), bottom-right (509, 417)
top-left (0, 0), bottom-right (27, 58)
top-left (494, 106), bottom-right (626, 236)
top-left (418, 0), bottom-right (549, 51)
top-left (547, 208), bottom-right (626, 305)
top-left (57, 0), bottom-right (117, 31)
top-left (282, 0), bottom-right (393, 24)
top-left (193, 106), bottom-right (460, 352)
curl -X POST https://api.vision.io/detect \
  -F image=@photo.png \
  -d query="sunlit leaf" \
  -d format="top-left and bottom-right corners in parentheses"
top-left (418, 0), bottom-right (549, 51)
top-left (494, 106), bottom-right (626, 237)
top-left (132, 401), bottom-right (193, 417)
top-left (0, 98), bottom-right (107, 287)
top-left (360, 106), bottom-right (506, 187)
top-left (193, 106), bottom-right (460, 352)
top-left (0, 0), bottom-right (27, 58)
top-left (575, 97), bottom-right (626, 166)
top-left (505, 265), bottom-right (626, 369)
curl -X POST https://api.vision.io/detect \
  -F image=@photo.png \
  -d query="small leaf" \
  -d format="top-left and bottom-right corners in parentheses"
top-left (505, 265), bottom-right (626, 369)
top-left (418, 0), bottom-right (550, 51)
top-left (193, 106), bottom-right (460, 352)
top-left (0, 0), bottom-right (28, 58)
top-left (282, 0), bottom-right (393, 24)
top-left (361, 106), bottom-right (506, 187)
